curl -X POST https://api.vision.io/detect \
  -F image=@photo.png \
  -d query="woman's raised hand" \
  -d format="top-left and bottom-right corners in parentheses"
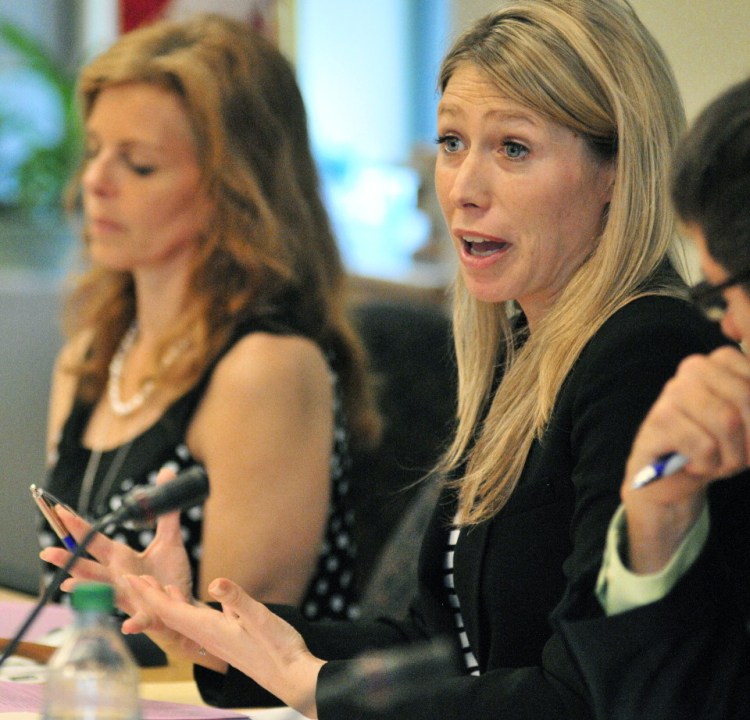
top-left (39, 467), bottom-right (194, 616)
top-left (124, 575), bottom-right (325, 717)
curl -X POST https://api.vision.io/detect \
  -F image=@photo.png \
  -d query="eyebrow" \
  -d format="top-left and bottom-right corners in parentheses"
top-left (85, 130), bottom-right (168, 154)
top-left (436, 102), bottom-right (539, 127)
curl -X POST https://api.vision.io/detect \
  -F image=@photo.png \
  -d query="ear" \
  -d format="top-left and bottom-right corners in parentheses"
top-left (599, 159), bottom-right (616, 204)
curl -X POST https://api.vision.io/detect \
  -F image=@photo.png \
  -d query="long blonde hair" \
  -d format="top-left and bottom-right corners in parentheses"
top-left (438, 0), bottom-right (686, 524)
top-left (63, 14), bottom-right (380, 448)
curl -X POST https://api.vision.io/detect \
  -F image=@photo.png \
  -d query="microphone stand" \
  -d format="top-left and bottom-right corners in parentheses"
top-left (0, 516), bottom-right (112, 668)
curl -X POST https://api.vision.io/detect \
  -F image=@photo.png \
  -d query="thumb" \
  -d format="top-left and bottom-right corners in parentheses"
top-left (152, 466), bottom-right (183, 542)
top-left (208, 578), bottom-right (259, 616)
top-left (155, 465), bottom-right (178, 487)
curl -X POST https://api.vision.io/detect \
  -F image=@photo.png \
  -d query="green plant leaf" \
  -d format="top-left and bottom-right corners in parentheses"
top-left (0, 20), bottom-right (81, 209)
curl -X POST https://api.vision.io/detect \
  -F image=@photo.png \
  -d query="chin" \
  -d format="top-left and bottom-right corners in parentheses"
top-left (89, 250), bottom-right (131, 272)
top-left (462, 278), bottom-right (513, 305)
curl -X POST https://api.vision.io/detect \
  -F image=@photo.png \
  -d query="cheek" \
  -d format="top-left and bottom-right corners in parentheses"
top-left (153, 183), bottom-right (209, 231)
top-left (434, 167), bottom-right (453, 219)
top-left (551, 181), bottom-right (606, 245)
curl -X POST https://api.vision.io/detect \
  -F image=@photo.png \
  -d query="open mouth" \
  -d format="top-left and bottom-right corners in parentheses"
top-left (462, 237), bottom-right (509, 257)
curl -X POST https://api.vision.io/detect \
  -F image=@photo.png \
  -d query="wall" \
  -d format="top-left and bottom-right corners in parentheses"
top-left (0, 275), bottom-right (63, 593)
top-left (448, 0), bottom-right (750, 124)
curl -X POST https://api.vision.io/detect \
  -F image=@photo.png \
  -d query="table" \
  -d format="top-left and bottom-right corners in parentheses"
top-left (0, 585), bottom-right (309, 718)
top-left (1, 584), bottom-right (201, 699)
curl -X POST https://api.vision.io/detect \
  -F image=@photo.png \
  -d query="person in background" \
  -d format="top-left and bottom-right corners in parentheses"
top-left (39, 13), bottom-right (380, 620)
top-left (41, 1), bottom-right (750, 718)
top-left (558, 76), bottom-right (750, 720)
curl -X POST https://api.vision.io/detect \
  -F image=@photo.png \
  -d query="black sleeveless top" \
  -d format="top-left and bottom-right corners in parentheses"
top-left (39, 320), bottom-right (360, 620)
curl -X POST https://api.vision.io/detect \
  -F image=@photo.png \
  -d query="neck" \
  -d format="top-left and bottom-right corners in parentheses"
top-left (130, 262), bottom-right (192, 339)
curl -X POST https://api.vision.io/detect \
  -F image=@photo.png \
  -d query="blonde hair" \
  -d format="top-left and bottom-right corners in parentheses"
top-left (438, 0), bottom-right (686, 524)
top-left (63, 13), bottom-right (380, 448)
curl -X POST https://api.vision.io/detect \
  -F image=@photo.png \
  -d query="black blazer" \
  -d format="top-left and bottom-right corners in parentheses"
top-left (195, 296), bottom-right (743, 719)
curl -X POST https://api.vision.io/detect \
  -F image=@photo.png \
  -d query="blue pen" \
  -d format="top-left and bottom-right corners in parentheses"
top-left (632, 452), bottom-right (689, 489)
top-left (30, 484), bottom-right (79, 552)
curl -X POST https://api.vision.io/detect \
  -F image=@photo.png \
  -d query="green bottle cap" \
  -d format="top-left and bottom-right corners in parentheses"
top-left (71, 582), bottom-right (115, 613)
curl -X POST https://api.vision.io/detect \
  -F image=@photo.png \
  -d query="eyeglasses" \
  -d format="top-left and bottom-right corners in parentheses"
top-left (688, 267), bottom-right (750, 322)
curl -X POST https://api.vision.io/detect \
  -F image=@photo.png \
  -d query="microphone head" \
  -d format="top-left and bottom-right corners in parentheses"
top-left (104, 465), bottom-right (209, 528)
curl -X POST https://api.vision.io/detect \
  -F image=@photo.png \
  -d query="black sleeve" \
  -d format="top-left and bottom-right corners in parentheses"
top-left (194, 603), bottom-right (426, 708)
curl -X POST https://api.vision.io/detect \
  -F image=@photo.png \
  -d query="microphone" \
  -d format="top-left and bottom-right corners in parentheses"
top-left (100, 465), bottom-right (209, 528)
top-left (316, 637), bottom-right (461, 711)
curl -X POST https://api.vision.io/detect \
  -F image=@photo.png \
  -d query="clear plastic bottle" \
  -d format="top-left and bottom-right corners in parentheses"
top-left (43, 582), bottom-right (141, 720)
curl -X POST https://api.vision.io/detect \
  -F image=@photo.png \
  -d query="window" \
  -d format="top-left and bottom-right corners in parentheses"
top-left (295, 0), bottom-right (453, 284)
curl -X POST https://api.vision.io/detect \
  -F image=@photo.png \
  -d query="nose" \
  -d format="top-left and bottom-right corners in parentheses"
top-left (82, 151), bottom-right (116, 197)
top-left (446, 150), bottom-right (491, 210)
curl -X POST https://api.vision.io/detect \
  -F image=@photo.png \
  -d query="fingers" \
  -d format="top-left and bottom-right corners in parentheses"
top-left (39, 547), bottom-right (114, 584)
top-left (705, 347), bottom-right (750, 461)
top-left (630, 349), bottom-right (750, 485)
top-left (152, 467), bottom-right (186, 545)
top-left (120, 575), bottom-right (179, 632)
top-left (152, 507), bottom-right (184, 546)
top-left (208, 578), bottom-right (250, 608)
top-left (55, 506), bottom-right (119, 565)
top-left (121, 610), bottom-right (153, 635)
top-left (155, 466), bottom-right (177, 484)
top-left (119, 575), bottom-right (167, 632)
top-left (124, 574), bottom-right (200, 634)
top-left (118, 575), bottom-right (218, 667)
top-left (54, 505), bottom-right (93, 537)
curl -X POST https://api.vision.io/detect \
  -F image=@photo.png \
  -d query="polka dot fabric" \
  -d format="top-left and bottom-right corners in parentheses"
top-left (299, 367), bottom-right (359, 621)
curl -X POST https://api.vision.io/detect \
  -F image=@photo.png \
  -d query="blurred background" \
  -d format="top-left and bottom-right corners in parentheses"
top-left (2, 0), bottom-right (750, 285)
top-left (1, 0), bottom-right (749, 593)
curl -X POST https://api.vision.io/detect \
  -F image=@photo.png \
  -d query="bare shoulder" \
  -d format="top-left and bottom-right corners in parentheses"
top-left (209, 332), bottom-right (331, 402)
top-left (188, 332), bottom-right (333, 459)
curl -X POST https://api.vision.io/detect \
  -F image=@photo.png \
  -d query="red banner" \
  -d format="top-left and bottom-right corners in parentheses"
top-left (119, 0), bottom-right (278, 39)
top-left (120, 0), bottom-right (172, 32)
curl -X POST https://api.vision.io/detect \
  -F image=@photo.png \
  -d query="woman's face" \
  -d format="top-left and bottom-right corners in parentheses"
top-left (435, 64), bottom-right (614, 328)
top-left (81, 82), bottom-right (213, 273)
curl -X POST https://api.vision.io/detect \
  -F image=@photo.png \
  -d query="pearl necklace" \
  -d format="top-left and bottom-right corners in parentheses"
top-left (107, 322), bottom-right (189, 417)
top-left (107, 323), bottom-right (156, 416)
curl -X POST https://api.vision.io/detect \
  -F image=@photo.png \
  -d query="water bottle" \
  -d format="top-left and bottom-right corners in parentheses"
top-left (43, 582), bottom-right (141, 720)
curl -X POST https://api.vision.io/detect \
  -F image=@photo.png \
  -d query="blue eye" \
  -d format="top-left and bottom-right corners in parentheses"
top-left (436, 134), bottom-right (464, 153)
top-left (503, 141), bottom-right (529, 159)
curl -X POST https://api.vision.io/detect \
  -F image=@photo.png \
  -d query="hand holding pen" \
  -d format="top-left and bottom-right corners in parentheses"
top-left (630, 345), bottom-right (750, 491)
top-left (632, 452), bottom-right (689, 489)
